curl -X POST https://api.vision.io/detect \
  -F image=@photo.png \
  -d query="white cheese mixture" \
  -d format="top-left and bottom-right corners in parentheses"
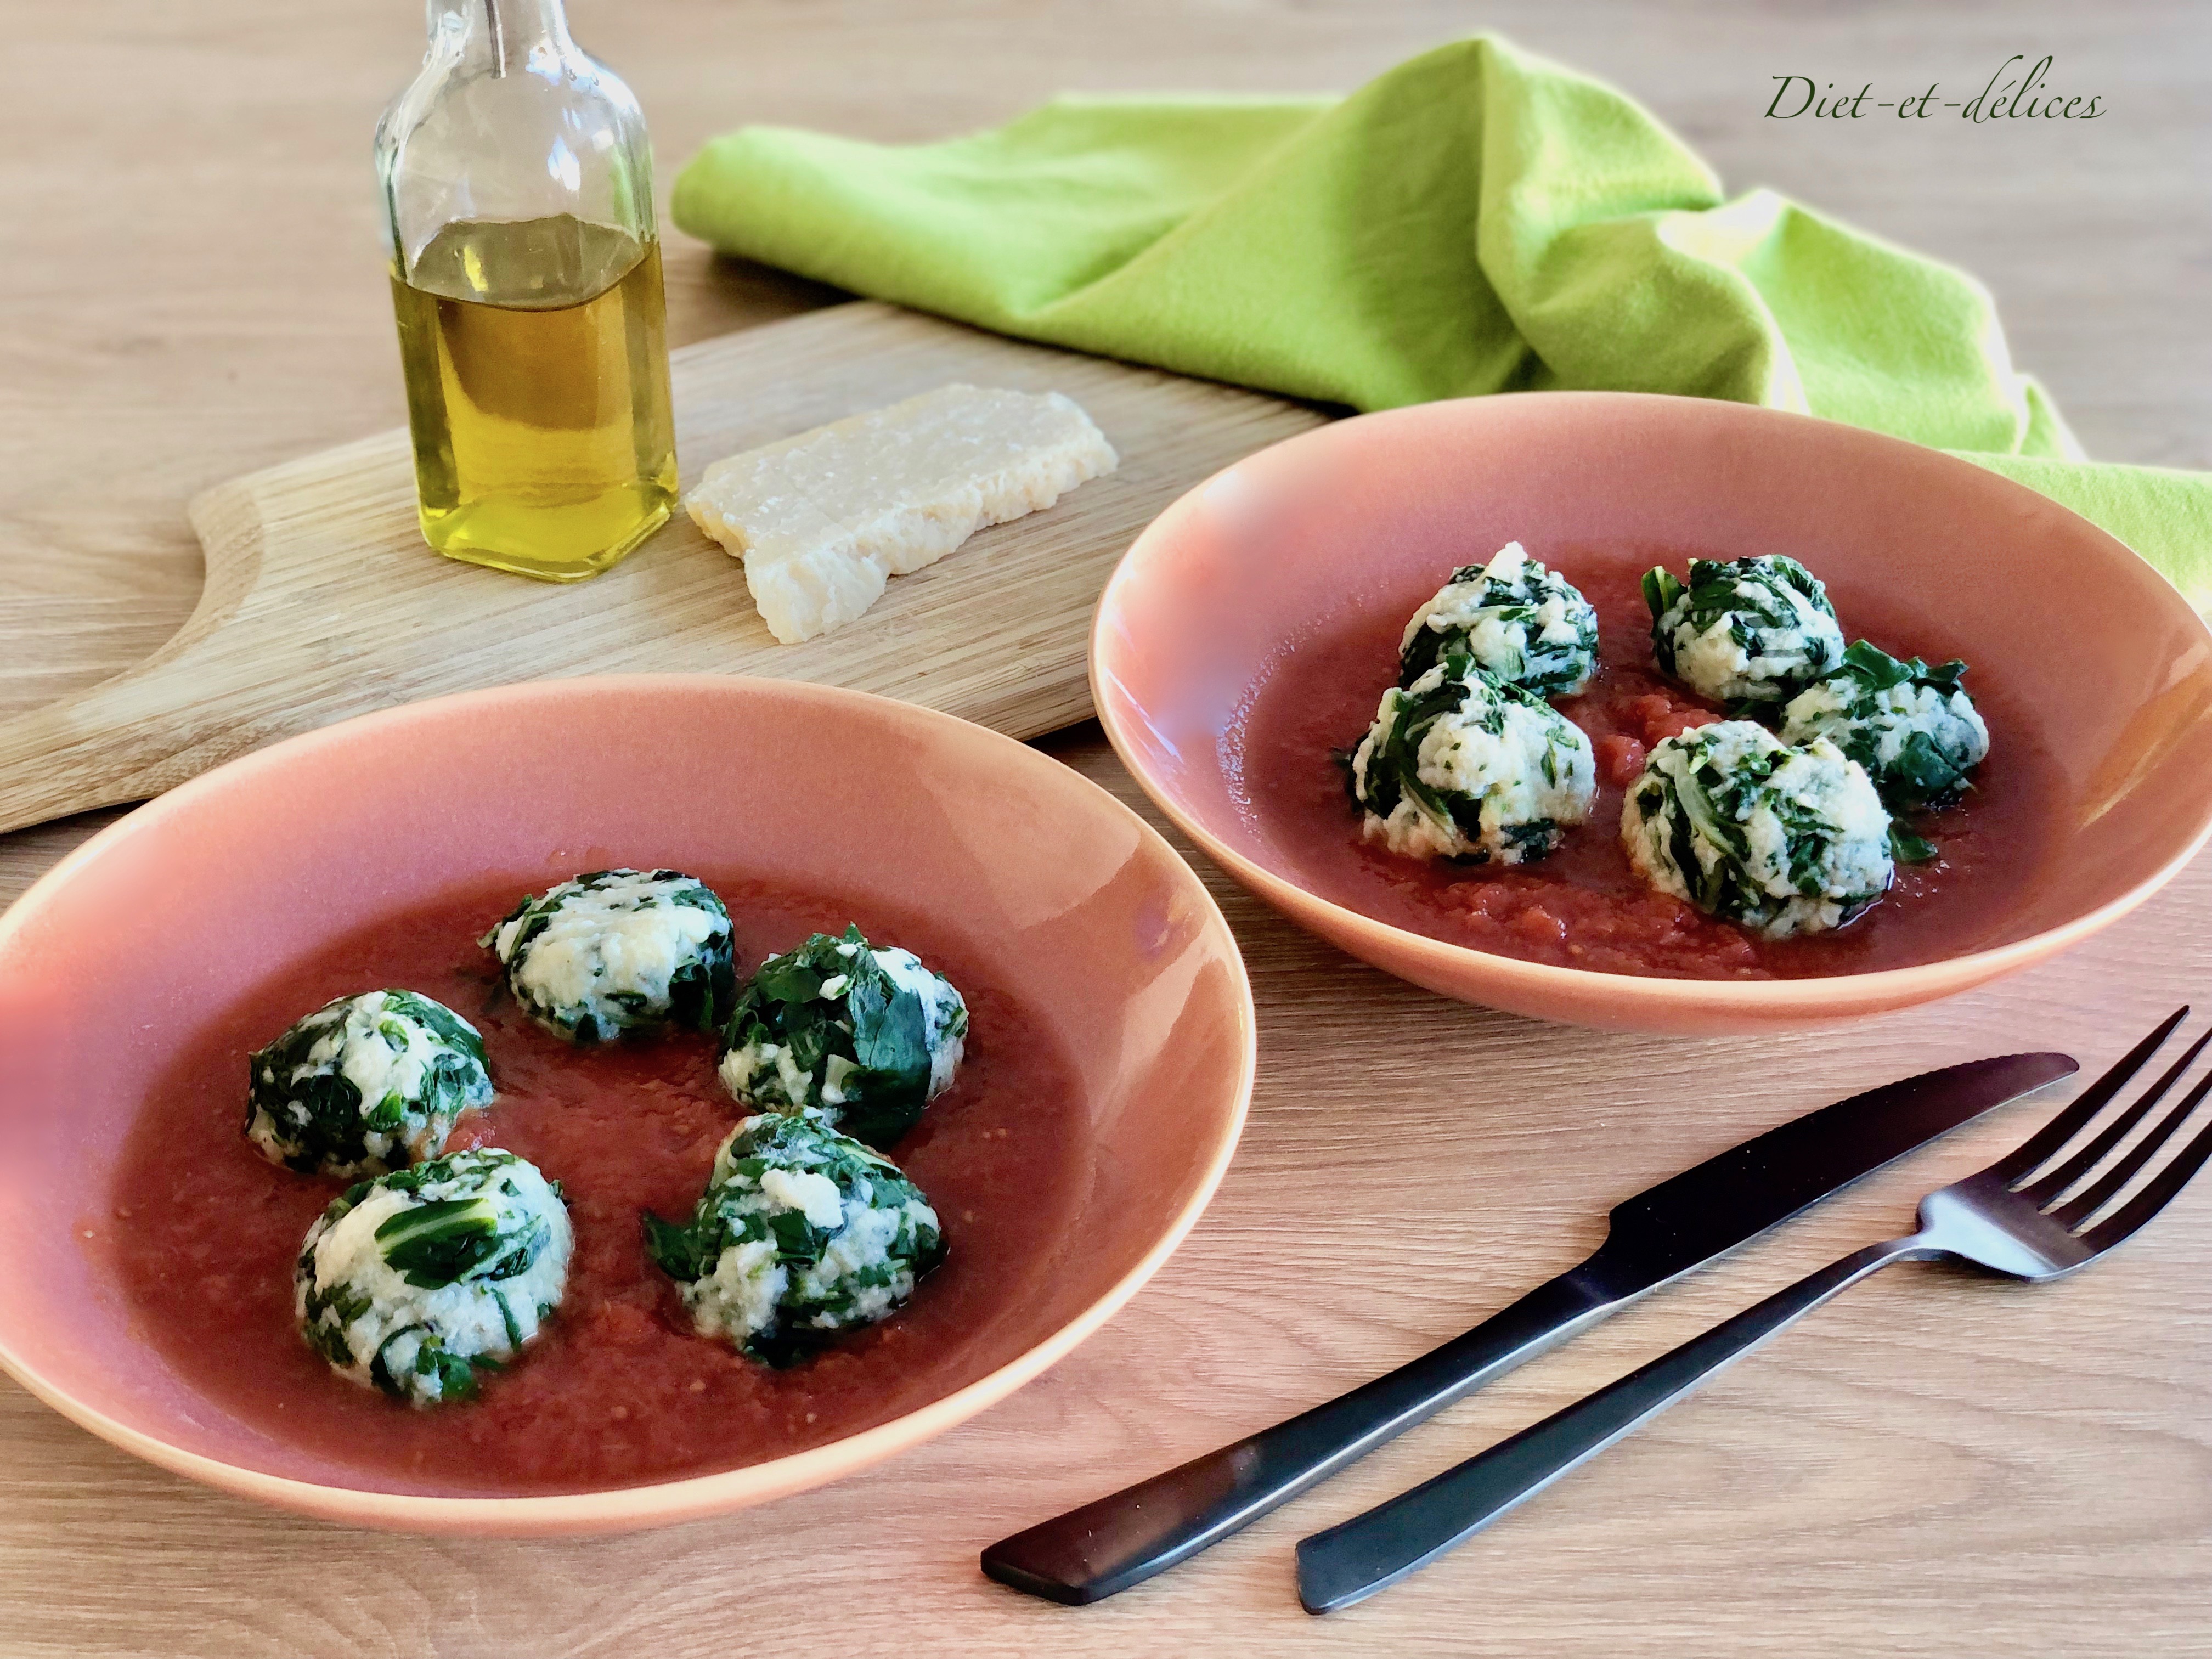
top-left (1650, 557), bottom-right (1847, 703)
top-left (487, 870), bottom-right (730, 1041)
top-left (792, 1201), bottom-right (931, 1329)
top-left (244, 990), bottom-right (491, 1176)
top-left (1398, 543), bottom-right (1600, 695)
top-left (1780, 675), bottom-right (1989, 777)
top-left (308, 998), bottom-right (442, 1118)
top-left (716, 945), bottom-right (967, 1113)
top-left (294, 1152), bottom-right (571, 1408)
top-left (692, 1236), bottom-right (788, 1346)
top-left (1351, 663), bottom-right (1597, 862)
top-left (679, 1118), bottom-right (940, 1349)
top-left (1621, 720), bottom-right (1894, 938)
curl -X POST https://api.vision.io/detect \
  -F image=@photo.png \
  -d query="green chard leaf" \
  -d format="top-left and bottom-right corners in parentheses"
top-left (1889, 821), bottom-right (1940, 864)
top-left (374, 1195), bottom-right (545, 1288)
top-left (640, 1210), bottom-right (710, 1283)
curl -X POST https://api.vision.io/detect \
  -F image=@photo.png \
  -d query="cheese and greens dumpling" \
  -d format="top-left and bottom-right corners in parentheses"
top-left (245, 990), bottom-right (492, 1178)
top-left (1398, 542), bottom-right (1600, 696)
top-left (483, 868), bottom-right (737, 1044)
top-left (718, 926), bottom-right (967, 1149)
top-left (294, 1148), bottom-right (571, 1408)
top-left (1621, 720), bottom-right (1894, 939)
top-left (1349, 653), bottom-right (1596, 865)
top-left (1780, 641), bottom-right (1989, 814)
top-left (642, 1113), bottom-right (945, 1367)
top-left (1644, 556), bottom-right (1846, 704)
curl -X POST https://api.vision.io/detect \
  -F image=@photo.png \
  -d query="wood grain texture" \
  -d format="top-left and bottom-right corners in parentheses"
top-left (0, 304), bottom-right (1319, 832)
top-left (2, 2), bottom-right (2209, 1656)
top-left (0, 599), bottom-right (180, 720)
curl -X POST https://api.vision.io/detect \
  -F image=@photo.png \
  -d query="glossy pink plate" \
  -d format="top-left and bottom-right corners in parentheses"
top-left (1092, 392), bottom-right (2212, 1032)
top-left (0, 676), bottom-right (1255, 1533)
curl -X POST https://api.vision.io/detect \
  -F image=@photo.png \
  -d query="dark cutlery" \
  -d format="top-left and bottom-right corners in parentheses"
top-left (982, 1048), bottom-right (2079, 1605)
top-left (1298, 1009), bottom-right (2205, 1612)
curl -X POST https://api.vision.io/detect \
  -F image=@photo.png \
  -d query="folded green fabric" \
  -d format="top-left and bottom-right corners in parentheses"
top-left (673, 37), bottom-right (2209, 607)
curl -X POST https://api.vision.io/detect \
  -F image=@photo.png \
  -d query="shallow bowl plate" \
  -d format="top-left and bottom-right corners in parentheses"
top-left (0, 676), bottom-right (1255, 1533)
top-left (1091, 392), bottom-right (2212, 1032)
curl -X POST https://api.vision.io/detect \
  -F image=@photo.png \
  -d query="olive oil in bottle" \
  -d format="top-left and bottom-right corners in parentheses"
top-left (392, 215), bottom-right (677, 581)
top-left (376, 0), bottom-right (675, 582)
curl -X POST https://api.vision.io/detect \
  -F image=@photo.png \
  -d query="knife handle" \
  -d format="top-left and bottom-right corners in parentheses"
top-left (980, 1266), bottom-right (1620, 1605)
top-left (1294, 1235), bottom-right (1929, 1613)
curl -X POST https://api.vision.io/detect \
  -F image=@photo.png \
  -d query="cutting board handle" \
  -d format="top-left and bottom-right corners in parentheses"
top-left (0, 492), bottom-right (264, 836)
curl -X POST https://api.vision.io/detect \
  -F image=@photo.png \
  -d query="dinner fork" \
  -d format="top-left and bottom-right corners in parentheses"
top-left (1297, 1007), bottom-right (2212, 1613)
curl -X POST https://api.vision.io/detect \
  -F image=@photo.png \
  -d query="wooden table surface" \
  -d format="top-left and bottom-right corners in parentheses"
top-left (4, 4), bottom-right (2209, 1655)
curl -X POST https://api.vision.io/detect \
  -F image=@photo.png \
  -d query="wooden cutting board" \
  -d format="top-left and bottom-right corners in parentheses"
top-left (0, 302), bottom-right (1322, 836)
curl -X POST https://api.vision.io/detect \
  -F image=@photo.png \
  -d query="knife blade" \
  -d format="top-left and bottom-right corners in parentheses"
top-left (980, 1050), bottom-right (2076, 1605)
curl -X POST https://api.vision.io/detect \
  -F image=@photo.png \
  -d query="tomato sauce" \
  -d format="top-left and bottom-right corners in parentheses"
top-left (108, 878), bottom-right (1088, 1496)
top-left (1231, 564), bottom-right (2058, 979)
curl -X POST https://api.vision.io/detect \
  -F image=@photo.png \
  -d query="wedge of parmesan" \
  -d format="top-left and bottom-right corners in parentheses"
top-left (684, 383), bottom-right (1120, 644)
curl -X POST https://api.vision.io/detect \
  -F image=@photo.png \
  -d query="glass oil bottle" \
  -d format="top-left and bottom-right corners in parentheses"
top-left (376, 0), bottom-right (677, 582)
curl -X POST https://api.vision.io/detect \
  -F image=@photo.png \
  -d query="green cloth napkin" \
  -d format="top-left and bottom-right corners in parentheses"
top-left (672, 37), bottom-right (2210, 606)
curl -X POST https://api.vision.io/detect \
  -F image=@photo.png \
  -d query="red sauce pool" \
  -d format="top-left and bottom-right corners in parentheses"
top-left (1232, 563), bottom-right (2059, 979)
top-left (108, 877), bottom-right (1087, 1496)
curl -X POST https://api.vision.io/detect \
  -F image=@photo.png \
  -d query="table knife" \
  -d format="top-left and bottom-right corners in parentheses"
top-left (980, 1051), bottom-right (2077, 1605)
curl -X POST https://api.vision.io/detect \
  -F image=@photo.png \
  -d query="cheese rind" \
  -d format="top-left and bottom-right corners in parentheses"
top-left (684, 383), bottom-right (1119, 644)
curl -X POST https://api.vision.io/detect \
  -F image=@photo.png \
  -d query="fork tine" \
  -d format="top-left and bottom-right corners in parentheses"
top-left (1991, 1007), bottom-right (2189, 1184)
top-left (2021, 1030), bottom-right (2212, 1203)
top-left (2051, 1069), bottom-right (2212, 1228)
top-left (2079, 1110), bottom-right (2212, 1254)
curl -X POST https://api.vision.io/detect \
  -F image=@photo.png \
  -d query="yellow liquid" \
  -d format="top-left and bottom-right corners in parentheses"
top-left (392, 216), bottom-right (678, 582)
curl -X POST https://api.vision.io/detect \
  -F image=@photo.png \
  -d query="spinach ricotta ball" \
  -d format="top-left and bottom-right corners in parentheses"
top-left (245, 990), bottom-right (493, 1177)
top-left (718, 926), bottom-right (968, 1149)
top-left (482, 868), bottom-right (737, 1043)
top-left (1780, 640), bottom-right (1990, 814)
top-left (1349, 652), bottom-right (1597, 864)
top-left (1621, 720), bottom-right (1894, 938)
top-left (1644, 555), bottom-right (1846, 704)
top-left (1398, 541), bottom-right (1601, 696)
top-left (294, 1148), bottom-right (571, 1408)
top-left (643, 1112), bottom-right (945, 1367)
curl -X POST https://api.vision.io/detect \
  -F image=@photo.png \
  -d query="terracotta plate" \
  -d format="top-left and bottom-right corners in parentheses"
top-left (0, 676), bottom-right (1255, 1533)
top-left (1092, 392), bottom-right (2212, 1032)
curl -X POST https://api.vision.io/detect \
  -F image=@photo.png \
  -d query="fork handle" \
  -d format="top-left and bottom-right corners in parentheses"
top-left (1295, 1235), bottom-right (1933, 1613)
top-left (980, 1265), bottom-right (1623, 1604)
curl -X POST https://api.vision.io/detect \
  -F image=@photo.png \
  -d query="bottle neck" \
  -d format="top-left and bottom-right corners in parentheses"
top-left (426, 0), bottom-right (575, 77)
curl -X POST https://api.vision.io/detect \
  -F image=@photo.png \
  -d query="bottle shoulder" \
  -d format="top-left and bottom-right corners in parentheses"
top-left (376, 42), bottom-right (657, 256)
top-left (377, 40), bottom-right (648, 159)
